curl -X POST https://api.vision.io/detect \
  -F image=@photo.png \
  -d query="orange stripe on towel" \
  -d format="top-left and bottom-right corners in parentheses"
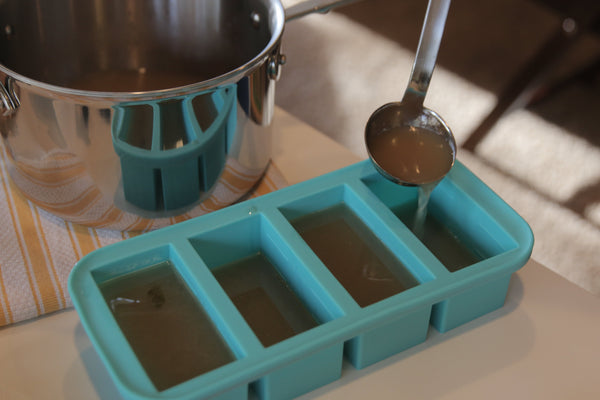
top-left (0, 264), bottom-right (13, 325)
top-left (32, 205), bottom-right (67, 309)
top-left (71, 223), bottom-right (100, 258)
top-left (251, 171), bottom-right (277, 198)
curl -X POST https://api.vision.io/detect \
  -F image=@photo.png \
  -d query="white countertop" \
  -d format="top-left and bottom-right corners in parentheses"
top-left (1, 108), bottom-right (599, 400)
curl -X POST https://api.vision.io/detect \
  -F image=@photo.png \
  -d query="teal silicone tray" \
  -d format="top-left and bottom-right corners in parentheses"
top-left (69, 159), bottom-right (534, 400)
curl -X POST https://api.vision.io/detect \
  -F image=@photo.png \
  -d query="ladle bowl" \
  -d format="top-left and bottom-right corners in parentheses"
top-left (365, 0), bottom-right (454, 186)
top-left (365, 101), bottom-right (456, 186)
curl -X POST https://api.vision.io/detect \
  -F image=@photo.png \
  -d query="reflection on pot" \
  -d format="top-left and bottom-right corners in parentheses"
top-left (4, 144), bottom-right (272, 232)
top-left (112, 85), bottom-right (236, 211)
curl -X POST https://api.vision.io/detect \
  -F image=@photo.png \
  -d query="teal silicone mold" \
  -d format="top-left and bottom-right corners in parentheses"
top-left (69, 160), bottom-right (534, 400)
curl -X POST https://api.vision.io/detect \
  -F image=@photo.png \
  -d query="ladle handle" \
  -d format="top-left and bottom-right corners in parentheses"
top-left (403, 0), bottom-right (451, 106)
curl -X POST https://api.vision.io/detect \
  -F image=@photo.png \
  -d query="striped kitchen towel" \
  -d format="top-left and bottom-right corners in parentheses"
top-left (0, 145), bottom-right (287, 327)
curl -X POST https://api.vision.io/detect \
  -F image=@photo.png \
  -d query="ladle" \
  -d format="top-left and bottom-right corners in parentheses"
top-left (365, 0), bottom-right (455, 187)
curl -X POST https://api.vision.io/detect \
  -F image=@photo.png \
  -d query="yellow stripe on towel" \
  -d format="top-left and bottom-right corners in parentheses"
top-left (0, 264), bottom-right (13, 325)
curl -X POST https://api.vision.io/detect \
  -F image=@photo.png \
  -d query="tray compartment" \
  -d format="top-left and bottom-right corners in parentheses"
top-left (279, 185), bottom-right (432, 368)
top-left (89, 246), bottom-right (244, 398)
top-left (280, 186), bottom-right (423, 307)
top-left (361, 174), bottom-right (516, 269)
top-left (360, 166), bottom-right (521, 332)
top-left (188, 214), bottom-right (344, 399)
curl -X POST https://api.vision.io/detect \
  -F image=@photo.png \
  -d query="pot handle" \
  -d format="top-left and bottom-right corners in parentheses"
top-left (281, 0), bottom-right (362, 21)
top-left (0, 77), bottom-right (19, 118)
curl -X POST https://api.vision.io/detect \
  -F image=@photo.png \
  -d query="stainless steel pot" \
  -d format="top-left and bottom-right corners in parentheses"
top-left (0, 0), bottom-right (358, 230)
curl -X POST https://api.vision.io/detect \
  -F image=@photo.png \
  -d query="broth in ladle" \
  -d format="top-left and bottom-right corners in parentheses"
top-left (367, 125), bottom-right (454, 236)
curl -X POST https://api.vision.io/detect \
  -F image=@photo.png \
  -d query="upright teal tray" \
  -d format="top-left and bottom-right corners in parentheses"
top-left (69, 159), bottom-right (534, 400)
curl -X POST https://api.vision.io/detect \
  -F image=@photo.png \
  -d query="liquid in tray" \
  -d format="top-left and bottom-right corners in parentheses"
top-left (98, 261), bottom-right (236, 391)
top-left (291, 203), bottom-right (418, 307)
top-left (213, 253), bottom-right (319, 347)
top-left (394, 204), bottom-right (482, 272)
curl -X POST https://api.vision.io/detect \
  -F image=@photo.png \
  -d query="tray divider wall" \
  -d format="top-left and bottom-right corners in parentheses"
top-left (170, 237), bottom-right (264, 357)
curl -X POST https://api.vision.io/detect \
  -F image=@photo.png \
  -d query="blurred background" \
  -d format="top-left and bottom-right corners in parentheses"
top-left (276, 0), bottom-right (600, 295)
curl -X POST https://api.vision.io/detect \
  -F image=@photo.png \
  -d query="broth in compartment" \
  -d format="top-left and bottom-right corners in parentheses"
top-left (98, 261), bottom-right (235, 391)
top-left (290, 203), bottom-right (418, 307)
top-left (394, 204), bottom-right (482, 272)
top-left (213, 253), bottom-right (319, 347)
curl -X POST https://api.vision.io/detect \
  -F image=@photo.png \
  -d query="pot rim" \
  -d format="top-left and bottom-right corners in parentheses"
top-left (0, 0), bottom-right (286, 102)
